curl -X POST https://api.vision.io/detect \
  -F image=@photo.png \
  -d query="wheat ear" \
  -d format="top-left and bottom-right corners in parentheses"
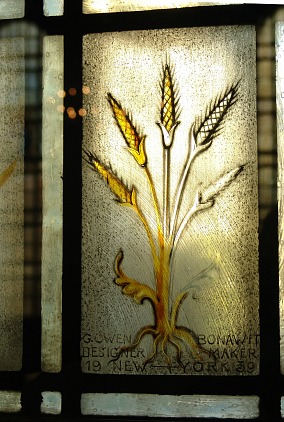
top-left (83, 149), bottom-right (135, 205)
top-left (194, 81), bottom-right (240, 146)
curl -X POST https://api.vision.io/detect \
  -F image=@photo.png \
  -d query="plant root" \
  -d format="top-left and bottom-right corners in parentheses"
top-left (108, 324), bottom-right (212, 369)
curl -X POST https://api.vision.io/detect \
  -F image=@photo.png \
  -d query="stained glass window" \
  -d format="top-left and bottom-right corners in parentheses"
top-left (81, 25), bottom-right (259, 376)
top-left (0, 2), bottom-right (282, 420)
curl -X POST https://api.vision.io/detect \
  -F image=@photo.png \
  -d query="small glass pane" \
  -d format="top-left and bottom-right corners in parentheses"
top-left (41, 36), bottom-right (63, 373)
top-left (82, 26), bottom-right (259, 375)
top-left (41, 392), bottom-right (62, 415)
top-left (276, 21), bottom-right (284, 374)
top-left (0, 38), bottom-right (24, 371)
top-left (0, 1), bottom-right (24, 19)
top-left (43, 0), bottom-right (64, 16)
top-left (0, 391), bottom-right (21, 413)
top-left (83, 0), bottom-right (275, 14)
top-left (81, 393), bottom-right (259, 419)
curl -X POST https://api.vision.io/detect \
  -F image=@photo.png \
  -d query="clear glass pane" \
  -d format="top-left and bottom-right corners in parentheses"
top-left (41, 36), bottom-right (63, 373)
top-left (83, 0), bottom-right (274, 14)
top-left (41, 392), bottom-right (62, 414)
top-left (0, 0), bottom-right (24, 19)
top-left (82, 26), bottom-right (259, 375)
top-left (43, 0), bottom-right (64, 16)
top-left (276, 21), bottom-right (284, 374)
top-left (0, 38), bottom-right (24, 371)
top-left (81, 393), bottom-right (259, 418)
top-left (0, 391), bottom-right (21, 413)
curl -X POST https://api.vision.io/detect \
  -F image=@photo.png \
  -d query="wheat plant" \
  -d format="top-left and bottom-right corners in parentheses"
top-left (84, 62), bottom-right (243, 368)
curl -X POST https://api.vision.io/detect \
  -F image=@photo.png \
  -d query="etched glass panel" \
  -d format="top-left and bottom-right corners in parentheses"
top-left (81, 393), bottom-right (259, 418)
top-left (44, 0), bottom-right (64, 16)
top-left (83, 0), bottom-right (275, 14)
top-left (0, 38), bottom-right (24, 371)
top-left (276, 22), bottom-right (284, 374)
top-left (41, 392), bottom-right (62, 414)
top-left (0, 391), bottom-right (21, 413)
top-left (41, 36), bottom-right (63, 372)
top-left (0, 1), bottom-right (24, 19)
top-left (82, 26), bottom-right (259, 375)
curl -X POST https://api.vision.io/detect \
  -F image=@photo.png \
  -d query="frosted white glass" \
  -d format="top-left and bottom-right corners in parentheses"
top-left (41, 36), bottom-right (63, 373)
top-left (81, 393), bottom-right (259, 419)
top-left (0, 391), bottom-right (21, 413)
top-left (44, 0), bottom-right (64, 16)
top-left (41, 392), bottom-right (62, 415)
top-left (83, 0), bottom-right (283, 14)
top-left (0, 1), bottom-right (24, 19)
top-left (0, 38), bottom-right (24, 371)
top-left (82, 26), bottom-right (259, 376)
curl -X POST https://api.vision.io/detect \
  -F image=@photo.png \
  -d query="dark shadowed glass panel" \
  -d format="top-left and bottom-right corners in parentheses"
top-left (0, 38), bottom-right (24, 371)
top-left (276, 21), bottom-right (284, 375)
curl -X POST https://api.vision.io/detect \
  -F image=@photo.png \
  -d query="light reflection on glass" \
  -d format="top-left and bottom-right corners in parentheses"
top-left (83, 0), bottom-right (274, 14)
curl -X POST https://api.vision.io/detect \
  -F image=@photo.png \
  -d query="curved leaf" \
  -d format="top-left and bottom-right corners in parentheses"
top-left (114, 250), bottom-right (157, 305)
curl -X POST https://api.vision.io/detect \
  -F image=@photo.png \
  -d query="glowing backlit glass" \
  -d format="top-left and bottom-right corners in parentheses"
top-left (82, 26), bottom-right (259, 375)
top-left (41, 36), bottom-right (63, 373)
top-left (83, 0), bottom-right (277, 14)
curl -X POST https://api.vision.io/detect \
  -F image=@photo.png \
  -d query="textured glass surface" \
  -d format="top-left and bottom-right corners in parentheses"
top-left (0, 391), bottom-right (21, 413)
top-left (44, 0), bottom-right (64, 16)
top-left (83, 0), bottom-right (278, 14)
top-left (81, 393), bottom-right (259, 418)
top-left (41, 392), bottom-right (62, 414)
top-left (0, 1), bottom-right (24, 19)
top-left (276, 22), bottom-right (284, 374)
top-left (82, 26), bottom-right (259, 375)
top-left (41, 36), bottom-right (63, 373)
top-left (0, 38), bottom-right (24, 371)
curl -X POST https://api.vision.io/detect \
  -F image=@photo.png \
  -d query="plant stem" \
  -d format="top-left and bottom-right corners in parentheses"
top-left (134, 205), bottom-right (159, 268)
top-left (169, 127), bottom-right (195, 239)
top-left (163, 147), bottom-right (171, 238)
top-left (144, 166), bottom-right (164, 247)
top-left (155, 239), bottom-right (171, 332)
